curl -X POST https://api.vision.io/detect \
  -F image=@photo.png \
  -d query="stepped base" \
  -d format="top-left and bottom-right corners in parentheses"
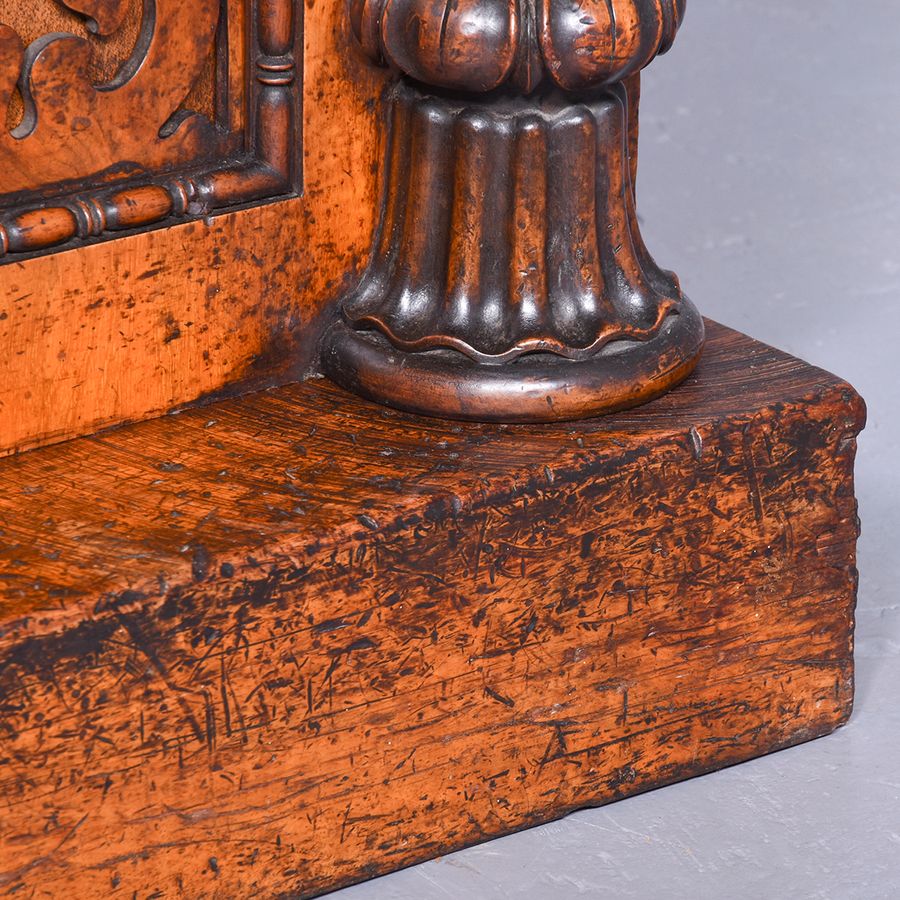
top-left (0, 322), bottom-right (865, 898)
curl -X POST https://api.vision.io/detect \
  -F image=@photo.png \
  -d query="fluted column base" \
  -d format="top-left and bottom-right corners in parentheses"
top-left (323, 310), bottom-right (702, 422)
top-left (322, 78), bottom-right (704, 422)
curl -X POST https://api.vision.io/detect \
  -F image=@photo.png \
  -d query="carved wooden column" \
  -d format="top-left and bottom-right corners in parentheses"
top-left (322, 0), bottom-right (703, 422)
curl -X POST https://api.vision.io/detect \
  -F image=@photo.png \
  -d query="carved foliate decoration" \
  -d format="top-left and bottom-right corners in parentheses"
top-left (60, 0), bottom-right (130, 33)
top-left (0, 0), bottom-right (301, 260)
top-left (0, 0), bottom-right (220, 193)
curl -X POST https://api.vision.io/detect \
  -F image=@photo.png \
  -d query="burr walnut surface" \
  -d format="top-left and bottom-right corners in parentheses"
top-left (0, 0), bottom-right (389, 456)
top-left (0, 322), bottom-right (865, 897)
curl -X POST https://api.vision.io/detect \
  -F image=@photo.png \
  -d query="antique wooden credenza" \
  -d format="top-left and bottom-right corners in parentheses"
top-left (0, 1), bottom-right (865, 897)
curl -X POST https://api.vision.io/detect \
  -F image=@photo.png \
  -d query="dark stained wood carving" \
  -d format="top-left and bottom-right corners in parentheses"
top-left (0, 322), bottom-right (865, 897)
top-left (61, 0), bottom-right (130, 35)
top-left (0, 0), bottom-right (301, 260)
top-left (322, 0), bottom-right (704, 422)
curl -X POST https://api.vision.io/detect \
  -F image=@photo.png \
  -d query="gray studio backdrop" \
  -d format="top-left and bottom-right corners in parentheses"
top-left (334, 2), bottom-right (900, 897)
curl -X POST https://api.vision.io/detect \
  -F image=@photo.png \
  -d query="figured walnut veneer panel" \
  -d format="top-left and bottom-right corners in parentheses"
top-left (0, 0), bottom-right (388, 456)
top-left (0, 323), bottom-right (865, 897)
top-left (0, 0), bottom-right (299, 262)
top-left (1, 0), bottom-right (143, 131)
top-left (0, 0), bottom-right (224, 196)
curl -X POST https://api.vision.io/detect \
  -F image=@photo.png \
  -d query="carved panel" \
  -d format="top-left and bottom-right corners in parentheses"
top-left (0, 0), bottom-right (301, 260)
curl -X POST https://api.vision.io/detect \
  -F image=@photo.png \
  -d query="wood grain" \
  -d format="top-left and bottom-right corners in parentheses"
top-left (0, 0), bottom-right (294, 259)
top-left (0, 322), bottom-right (866, 897)
top-left (0, 0), bottom-right (388, 456)
top-left (0, 0), bottom-right (145, 130)
top-left (0, 0), bottom-right (222, 194)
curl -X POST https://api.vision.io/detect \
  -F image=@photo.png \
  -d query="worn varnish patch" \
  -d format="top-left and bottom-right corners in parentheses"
top-left (0, 323), bottom-right (865, 898)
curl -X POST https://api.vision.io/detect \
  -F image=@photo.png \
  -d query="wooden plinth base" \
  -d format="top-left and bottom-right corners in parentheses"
top-left (0, 322), bottom-right (865, 898)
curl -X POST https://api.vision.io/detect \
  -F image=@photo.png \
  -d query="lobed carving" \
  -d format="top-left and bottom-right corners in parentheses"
top-left (351, 0), bottom-right (686, 92)
top-left (324, 0), bottom-right (703, 422)
top-left (0, 0), bottom-right (301, 260)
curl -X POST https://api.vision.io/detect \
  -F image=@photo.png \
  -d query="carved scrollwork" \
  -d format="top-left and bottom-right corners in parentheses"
top-left (61, 0), bottom-right (131, 35)
top-left (350, 0), bottom-right (686, 92)
top-left (0, 0), bottom-right (219, 195)
top-left (0, 0), bottom-right (301, 260)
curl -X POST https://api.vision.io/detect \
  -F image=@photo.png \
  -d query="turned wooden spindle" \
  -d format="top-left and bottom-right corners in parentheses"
top-left (322, 0), bottom-right (704, 422)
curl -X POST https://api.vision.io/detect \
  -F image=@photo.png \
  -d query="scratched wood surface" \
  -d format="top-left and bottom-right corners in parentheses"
top-left (0, 322), bottom-right (865, 897)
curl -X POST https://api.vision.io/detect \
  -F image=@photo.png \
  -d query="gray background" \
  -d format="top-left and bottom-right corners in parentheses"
top-left (335, 2), bottom-right (900, 897)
